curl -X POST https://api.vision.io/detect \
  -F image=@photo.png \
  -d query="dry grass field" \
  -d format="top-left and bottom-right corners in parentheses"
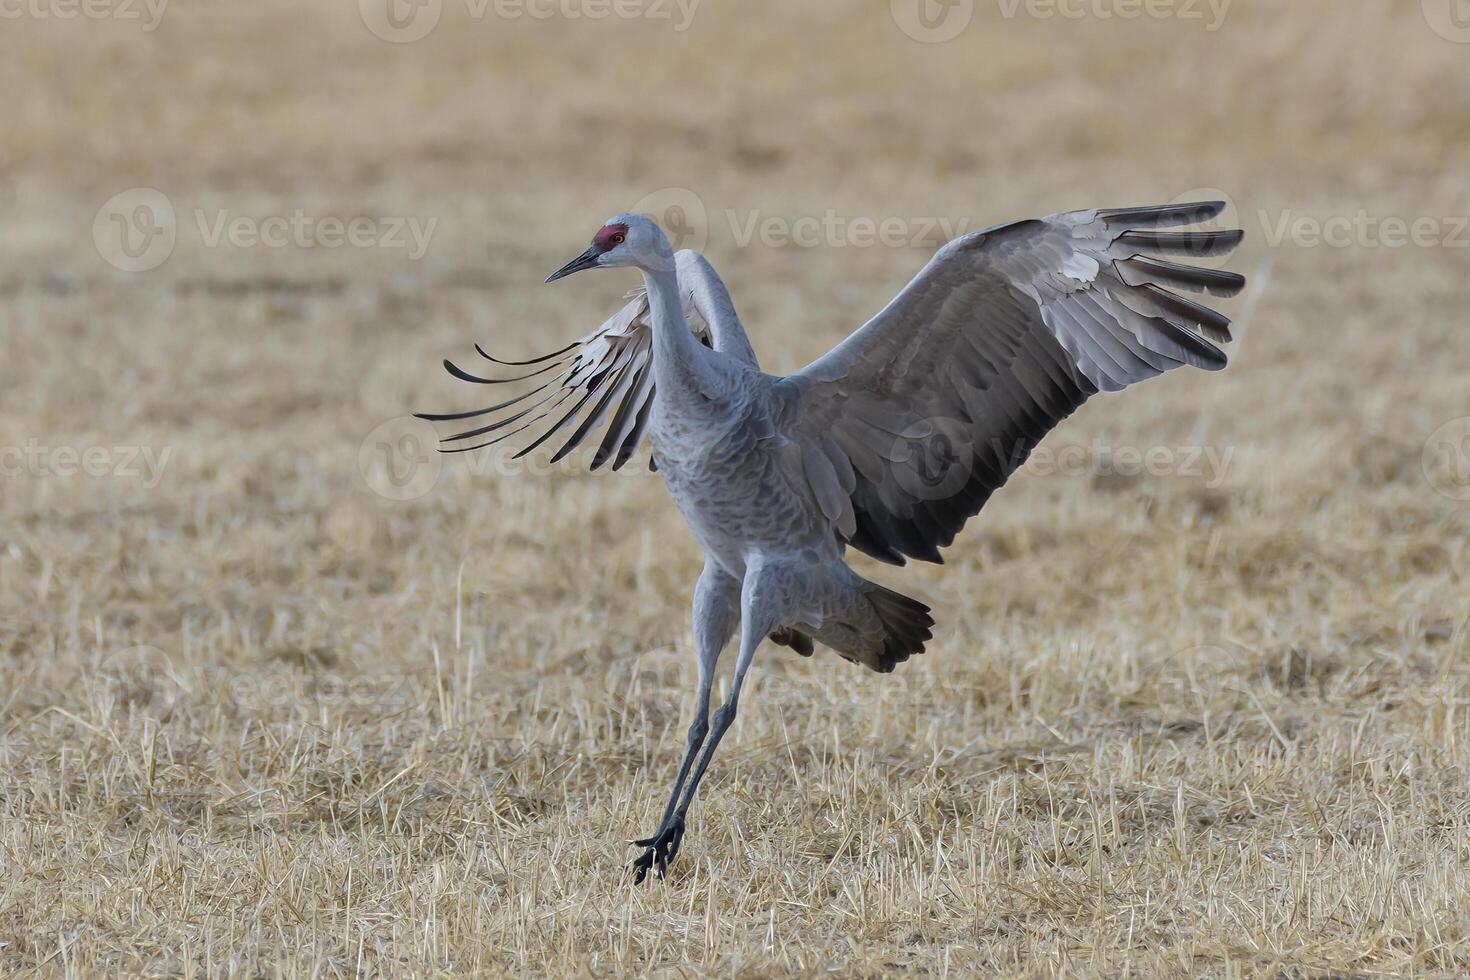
top-left (3, 0), bottom-right (1470, 975)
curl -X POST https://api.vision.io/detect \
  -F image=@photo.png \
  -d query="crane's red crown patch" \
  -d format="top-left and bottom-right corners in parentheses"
top-left (593, 224), bottom-right (629, 251)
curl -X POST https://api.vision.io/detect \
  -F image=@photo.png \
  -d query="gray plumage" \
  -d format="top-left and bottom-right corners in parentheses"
top-left (419, 201), bottom-right (1245, 882)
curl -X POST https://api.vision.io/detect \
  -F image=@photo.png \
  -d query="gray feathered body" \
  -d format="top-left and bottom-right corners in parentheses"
top-left (649, 374), bottom-right (820, 574)
top-left (649, 370), bottom-right (932, 672)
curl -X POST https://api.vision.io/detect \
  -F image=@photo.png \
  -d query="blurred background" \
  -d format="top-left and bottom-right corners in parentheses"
top-left (3, 1), bottom-right (1469, 974)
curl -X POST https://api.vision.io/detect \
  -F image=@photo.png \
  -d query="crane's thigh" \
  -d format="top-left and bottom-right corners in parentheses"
top-left (692, 561), bottom-right (741, 661)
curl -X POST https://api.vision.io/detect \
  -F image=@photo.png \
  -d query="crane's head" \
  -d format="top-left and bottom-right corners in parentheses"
top-left (545, 213), bottom-right (674, 282)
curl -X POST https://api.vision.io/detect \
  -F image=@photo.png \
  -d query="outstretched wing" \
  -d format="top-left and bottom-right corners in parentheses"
top-left (419, 251), bottom-right (752, 470)
top-left (417, 288), bottom-right (708, 471)
top-left (416, 287), bottom-right (672, 470)
top-left (780, 202), bottom-right (1245, 565)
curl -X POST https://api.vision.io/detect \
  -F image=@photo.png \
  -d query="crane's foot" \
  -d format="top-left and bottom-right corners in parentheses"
top-left (629, 815), bottom-right (685, 884)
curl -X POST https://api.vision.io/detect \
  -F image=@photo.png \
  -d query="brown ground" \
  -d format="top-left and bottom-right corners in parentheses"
top-left (2, 1), bottom-right (1470, 975)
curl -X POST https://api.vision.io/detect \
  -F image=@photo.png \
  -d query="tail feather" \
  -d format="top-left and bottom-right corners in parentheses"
top-left (772, 582), bottom-right (935, 674)
top-left (864, 584), bottom-right (934, 674)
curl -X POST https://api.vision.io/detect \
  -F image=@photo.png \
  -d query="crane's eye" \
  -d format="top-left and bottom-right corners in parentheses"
top-left (611, 234), bottom-right (625, 245)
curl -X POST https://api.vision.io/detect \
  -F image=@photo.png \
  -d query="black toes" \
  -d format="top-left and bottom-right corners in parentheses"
top-left (665, 821), bottom-right (685, 865)
top-left (628, 818), bottom-right (687, 885)
top-left (631, 849), bottom-right (657, 885)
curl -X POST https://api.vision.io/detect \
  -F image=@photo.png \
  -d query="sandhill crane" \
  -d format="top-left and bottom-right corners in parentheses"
top-left (419, 202), bottom-right (1245, 882)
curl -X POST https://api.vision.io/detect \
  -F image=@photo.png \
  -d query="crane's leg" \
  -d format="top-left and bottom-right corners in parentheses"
top-left (629, 560), bottom-right (739, 882)
top-left (632, 560), bottom-right (776, 884)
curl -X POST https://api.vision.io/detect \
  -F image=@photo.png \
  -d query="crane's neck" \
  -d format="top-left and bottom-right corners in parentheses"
top-left (641, 265), bottom-right (724, 404)
top-left (679, 252), bottom-right (758, 368)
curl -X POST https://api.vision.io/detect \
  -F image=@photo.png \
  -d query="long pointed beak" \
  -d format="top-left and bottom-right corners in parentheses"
top-left (545, 246), bottom-right (601, 283)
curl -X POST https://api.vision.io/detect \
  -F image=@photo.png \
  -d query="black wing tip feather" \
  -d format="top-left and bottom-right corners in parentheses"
top-left (441, 358), bottom-right (483, 383)
top-left (474, 339), bottom-right (579, 366)
top-left (1098, 200), bottom-right (1227, 227)
top-left (1116, 228), bottom-right (1245, 259)
top-left (1115, 254), bottom-right (1246, 299)
top-left (441, 357), bottom-right (562, 385)
top-left (1136, 283), bottom-right (1234, 343)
